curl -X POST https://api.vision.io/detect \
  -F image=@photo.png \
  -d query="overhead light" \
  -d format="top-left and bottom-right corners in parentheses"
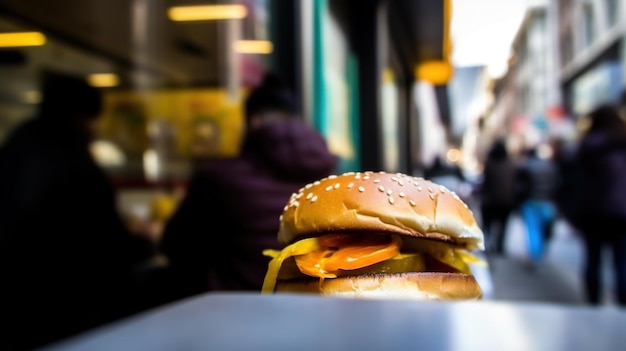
top-left (415, 60), bottom-right (454, 85)
top-left (143, 149), bottom-right (160, 182)
top-left (0, 32), bottom-right (46, 48)
top-left (23, 90), bottom-right (42, 104)
top-left (90, 140), bottom-right (126, 167)
top-left (87, 73), bottom-right (120, 88)
top-left (382, 68), bottom-right (395, 83)
top-left (232, 40), bottom-right (273, 54)
top-left (446, 148), bottom-right (462, 163)
top-left (168, 5), bottom-right (247, 21)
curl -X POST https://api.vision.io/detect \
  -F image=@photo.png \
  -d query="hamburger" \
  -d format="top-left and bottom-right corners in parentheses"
top-left (262, 171), bottom-right (485, 300)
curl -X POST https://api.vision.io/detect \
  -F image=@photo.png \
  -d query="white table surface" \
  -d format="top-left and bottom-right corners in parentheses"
top-left (44, 293), bottom-right (626, 351)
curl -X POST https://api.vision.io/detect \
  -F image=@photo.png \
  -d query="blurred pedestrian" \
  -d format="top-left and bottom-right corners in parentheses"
top-left (551, 136), bottom-right (579, 227)
top-left (568, 104), bottom-right (626, 306)
top-left (159, 73), bottom-right (337, 301)
top-left (514, 144), bottom-right (560, 267)
top-left (424, 155), bottom-right (470, 200)
top-left (480, 138), bottom-right (517, 255)
top-left (0, 71), bottom-right (154, 349)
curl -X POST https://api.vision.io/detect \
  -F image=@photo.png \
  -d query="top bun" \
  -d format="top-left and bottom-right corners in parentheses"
top-left (278, 171), bottom-right (484, 250)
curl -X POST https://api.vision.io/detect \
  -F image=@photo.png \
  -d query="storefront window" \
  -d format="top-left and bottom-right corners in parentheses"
top-left (606, 0), bottom-right (618, 27)
top-left (582, 3), bottom-right (595, 49)
top-left (0, 1), bottom-right (278, 182)
top-left (572, 61), bottom-right (623, 117)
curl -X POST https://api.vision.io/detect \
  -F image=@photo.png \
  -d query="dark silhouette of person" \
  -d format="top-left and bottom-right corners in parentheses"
top-left (569, 104), bottom-right (626, 305)
top-left (551, 136), bottom-right (580, 226)
top-left (480, 139), bottom-right (517, 255)
top-left (423, 156), bottom-right (469, 200)
top-left (424, 156), bottom-right (465, 180)
top-left (159, 73), bottom-right (337, 301)
top-left (0, 71), bottom-right (153, 349)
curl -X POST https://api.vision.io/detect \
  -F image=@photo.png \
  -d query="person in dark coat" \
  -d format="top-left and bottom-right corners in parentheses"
top-left (0, 71), bottom-right (153, 349)
top-left (159, 74), bottom-right (337, 300)
top-left (570, 104), bottom-right (626, 306)
top-left (480, 139), bottom-right (517, 255)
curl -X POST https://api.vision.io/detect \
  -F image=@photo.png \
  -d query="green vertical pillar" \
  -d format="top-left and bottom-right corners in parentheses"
top-left (312, 0), bottom-right (328, 135)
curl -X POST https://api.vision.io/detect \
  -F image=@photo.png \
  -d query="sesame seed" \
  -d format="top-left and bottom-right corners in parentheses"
top-left (363, 175), bottom-right (370, 180)
top-left (355, 174), bottom-right (361, 179)
top-left (380, 171), bottom-right (386, 174)
top-left (399, 192), bottom-right (405, 198)
top-left (329, 175), bottom-right (338, 179)
top-left (292, 201), bottom-right (300, 207)
top-left (347, 182), bottom-right (354, 189)
top-left (387, 190), bottom-right (392, 195)
top-left (440, 186), bottom-right (446, 192)
top-left (398, 180), bottom-right (404, 186)
top-left (283, 205), bottom-right (289, 211)
top-left (429, 193), bottom-right (435, 200)
top-left (409, 200), bottom-right (416, 206)
top-left (389, 197), bottom-right (394, 204)
top-left (325, 186), bottom-right (333, 191)
top-left (373, 179), bottom-right (381, 183)
top-left (279, 215), bottom-right (283, 221)
top-left (296, 193), bottom-right (303, 199)
top-left (305, 183), bottom-right (313, 189)
top-left (314, 181), bottom-right (321, 186)
top-left (334, 183), bottom-right (340, 189)
top-left (391, 177), bottom-right (398, 182)
top-left (306, 193), bottom-right (313, 200)
top-left (378, 186), bottom-right (385, 192)
top-left (358, 186), bottom-right (365, 192)
top-left (417, 186), bottom-right (423, 191)
top-left (428, 187), bottom-right (434, 193)
top-left (311, 195), bottom-right (318, 202)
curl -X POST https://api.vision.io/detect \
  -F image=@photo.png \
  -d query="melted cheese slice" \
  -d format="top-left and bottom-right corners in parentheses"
top-left (262, 237), bottom-right (322, 293)
top-left (262, 234), bottom-right (483, 293)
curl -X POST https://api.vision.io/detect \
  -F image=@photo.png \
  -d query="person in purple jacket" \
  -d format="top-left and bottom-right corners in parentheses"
top-left (158, 73), bottom-right (337, 301)
top-left (570, 104), bottom-right (626, 306)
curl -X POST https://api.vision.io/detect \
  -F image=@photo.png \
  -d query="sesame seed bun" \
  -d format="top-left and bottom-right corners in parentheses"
top-left (279, 171), bottom-right (484, 250)
top-left (275, 272), bottom-right (482, 300)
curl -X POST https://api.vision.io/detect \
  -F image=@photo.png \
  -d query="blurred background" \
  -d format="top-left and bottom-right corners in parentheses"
top-left (0, 0), bottom-right (625, 310)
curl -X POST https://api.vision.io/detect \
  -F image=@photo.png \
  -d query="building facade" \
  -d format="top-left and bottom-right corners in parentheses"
top-left (558, 0), bottom-right (626, 118)
top-left (475, 0), bottom-right (626, 162)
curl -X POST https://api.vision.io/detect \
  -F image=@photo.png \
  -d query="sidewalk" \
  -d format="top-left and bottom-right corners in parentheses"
top-left (489, 255), bottom-right (585, 304)
top-left (479, 215), bottom-right (599, 306)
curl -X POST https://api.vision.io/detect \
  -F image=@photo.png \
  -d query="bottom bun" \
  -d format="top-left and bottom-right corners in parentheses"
top-left (275, 272), bottom-right (482, 301)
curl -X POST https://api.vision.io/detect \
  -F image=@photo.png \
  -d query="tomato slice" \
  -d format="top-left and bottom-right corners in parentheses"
top-left (323, 242), bottom-right (400, 271)
top-left (294, 250), bottom-right (337, 278)
top-left (294, 234), bottom-right (401, 276)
